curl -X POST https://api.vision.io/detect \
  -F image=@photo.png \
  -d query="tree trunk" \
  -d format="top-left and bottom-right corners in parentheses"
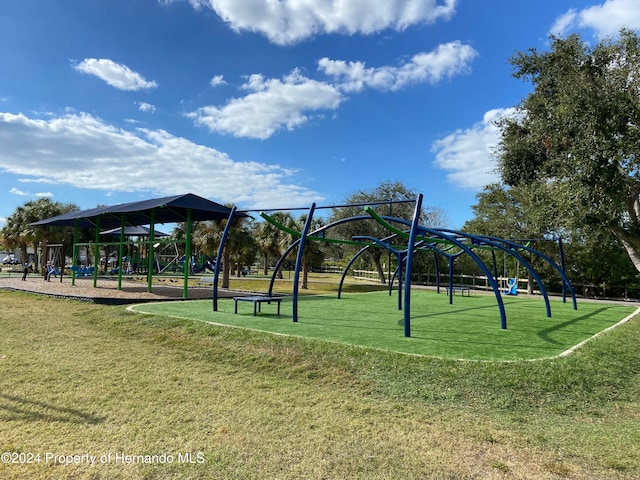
top-left (610, 226), bottom-right (640, 273)
top-left (42, 239), bottom-right (49, 269)
top-left (20, 244), bottom-right (28, 266)
top-left (222, 249), bottom-right (231, 289)
top-left (263, 253), bottom-right (268, 275)
top-left (302, 261), bottom-right (309, 289)
top-left (371, 251), bottom-right (386, 284)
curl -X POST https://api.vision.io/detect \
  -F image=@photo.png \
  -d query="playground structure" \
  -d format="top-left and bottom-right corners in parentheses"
top-left (212, 193), bottom-right (577, 336)
top-left (30, 192), bottom-right (577, 338)
top-left (31, 194), bottom-right (237, 299)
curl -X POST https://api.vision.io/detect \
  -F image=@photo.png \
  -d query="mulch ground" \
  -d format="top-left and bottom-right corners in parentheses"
top-left (0, 274), bottom-right (238, 305)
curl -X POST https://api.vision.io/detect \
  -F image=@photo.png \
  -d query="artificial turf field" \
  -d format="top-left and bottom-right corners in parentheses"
top-left (131, 290), bottom-right (639, 361)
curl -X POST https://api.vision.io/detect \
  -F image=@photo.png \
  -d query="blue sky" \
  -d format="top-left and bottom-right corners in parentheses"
top-left (1, 0), bottom-right (638, 230)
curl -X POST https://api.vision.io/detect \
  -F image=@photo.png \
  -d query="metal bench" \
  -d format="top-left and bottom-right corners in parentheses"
top-left (445, 286), bottom-right (470, 296)
top-left (233, 296), bottom-right (282, 316)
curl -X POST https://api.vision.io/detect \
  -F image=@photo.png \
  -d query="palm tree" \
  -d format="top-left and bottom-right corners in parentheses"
top-left (24, 198), bottom-right (78, 272)
top-left (294, 214), bottom-right (326, 289)
top-left (192, 220), bottom-right (223, 276)
top-left (230, 223), bottom-right (257, 277)
top-left (2, 199), bottom-right (79, 274)
top-left (1, 208), bottom-right (29, 265)
top-left (255, 211), bottom-right (295, 276)
top-left (192, 213), bottom-right (258, 289)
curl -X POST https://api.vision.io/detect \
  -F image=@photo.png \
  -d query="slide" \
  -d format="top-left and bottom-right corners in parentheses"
top-left (204, 259), bottom-right (216, 272)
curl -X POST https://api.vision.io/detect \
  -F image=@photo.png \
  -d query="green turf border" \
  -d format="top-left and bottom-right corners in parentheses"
top-left (128, 290), bottom-right (639, 361)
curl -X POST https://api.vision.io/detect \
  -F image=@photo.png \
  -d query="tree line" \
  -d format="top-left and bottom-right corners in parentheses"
top-left (3, 30), bottom-right (640, 297)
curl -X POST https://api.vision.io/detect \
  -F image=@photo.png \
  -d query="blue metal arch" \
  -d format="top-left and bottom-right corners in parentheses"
top-left (368, 212), bottom-right (560, 319)
top-left (432, 229), bottom-right (554, 318)
top-left (473, 234), bottom-right (577, 310)
top-left (409, 231), bottom-right (507, 330)
top-left (352, 235), bottom-right (406, 310)
top-left (268, 214), bottom-right (382, 299)
top-left (363, 210), bottom-right (512, 330)
top-left (212, 206), bottom-right (238, 312)
top-left (219, 198), bottom-right (577, 338)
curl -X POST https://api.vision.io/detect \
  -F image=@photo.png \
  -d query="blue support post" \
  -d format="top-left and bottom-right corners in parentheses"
top-left (403, 194), bottom-right (423, 337)
top-left (434, 252), bottom-right (440, 293)
top-left (448, 257), bottom-right (455, 305)
top-left (558, 236), bottom-right (567, 304)
top-left (292, 203), bottom-right (316, 322)
top-left (396, 256), bottom-right (403, 310)
top-left (213, 207), bottom-right (237, 311)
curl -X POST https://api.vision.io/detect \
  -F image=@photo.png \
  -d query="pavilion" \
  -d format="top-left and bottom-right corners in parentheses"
top-left (31, 193), bottom-right (234, 299)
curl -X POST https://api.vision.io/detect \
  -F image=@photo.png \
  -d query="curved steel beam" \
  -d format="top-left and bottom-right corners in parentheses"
top-left (473, 233), bottom-right (577, 310)
top-left (365, 209), bottom-right (508, 329)
top-left (213, 206), bottom-right (237, 312)
top-left (292, 204), bottom-right (317, 322)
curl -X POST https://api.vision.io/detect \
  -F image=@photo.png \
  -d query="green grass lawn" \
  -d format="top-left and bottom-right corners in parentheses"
top-left (0, 290), bottom-right (639, 478)
top-left (131, 290), bottom-right (638, 360)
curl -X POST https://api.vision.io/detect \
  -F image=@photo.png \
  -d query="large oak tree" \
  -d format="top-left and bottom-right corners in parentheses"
top-left (496, 29), bottom-right (640, 271)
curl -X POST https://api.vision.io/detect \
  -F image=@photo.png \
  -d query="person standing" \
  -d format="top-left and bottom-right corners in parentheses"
top-left (22, 262), bottom-right (29, 281)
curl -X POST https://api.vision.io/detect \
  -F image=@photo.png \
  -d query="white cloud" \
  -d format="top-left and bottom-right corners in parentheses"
top-left (431, 108), bottom-right (518, 190)
top-left (550, 0), bottom-right (640, 38)
top-left (190, 44), bottom-right (476, 139)
top-left (137, 102), bottom-right (156, 113)
top-left (9, 187), bottom-right (29, 196)
top-left (0, 111), bottom-right (323, 208)
top-left (73, 58), bottom-right (158, 91)
top-left (549, 10), bottom-right (578, 37)
top-left (319, 41), bottom-right (477, 92)
top-left (191, 0), bottom-right (457, 45)
top-left (188, 69), bottom-right (344, 139)
top-left (210, 75), bottom-right (226, 87)
top-left (35, 192), bottom-right (54, 198)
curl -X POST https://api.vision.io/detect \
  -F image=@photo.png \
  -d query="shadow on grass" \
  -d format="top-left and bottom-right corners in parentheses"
top-left (408, 302), bottom-right (500, 322)
top-left (537, 306), bottom-right (611, 345)
top-left (0, 393), bottom-right (105, 424)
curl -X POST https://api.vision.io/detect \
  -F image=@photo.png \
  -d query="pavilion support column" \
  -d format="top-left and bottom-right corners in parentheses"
top-left (117, 216), bottom-right (126, 291)
top-left (93, 218), bottom-right (101, 289)
top-left (147, 211), bottom-right (156, 294)
top-left (183, 209), bottom-right (192, 299)
top-left (71, 220), bottom-right (78, 286)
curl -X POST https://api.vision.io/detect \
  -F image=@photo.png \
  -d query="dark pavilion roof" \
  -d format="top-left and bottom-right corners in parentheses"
top-left (31, 193), bottom-right (235, 230)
